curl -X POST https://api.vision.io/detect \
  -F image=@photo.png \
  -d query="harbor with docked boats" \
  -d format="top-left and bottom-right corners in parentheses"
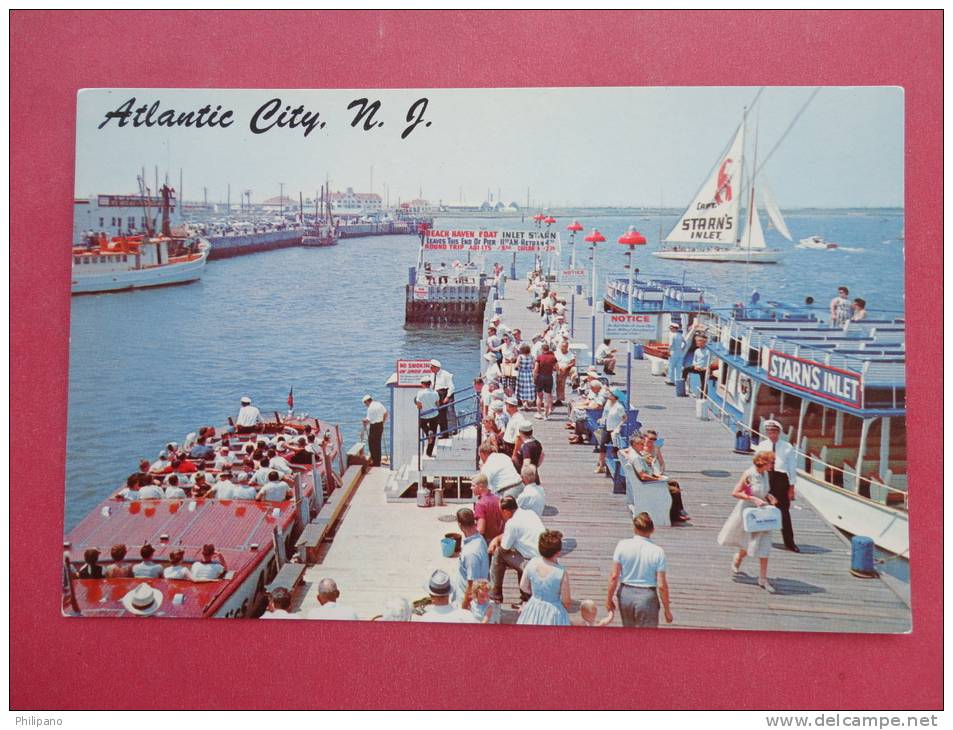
top-left (65, 195), bottom-right (908, 623)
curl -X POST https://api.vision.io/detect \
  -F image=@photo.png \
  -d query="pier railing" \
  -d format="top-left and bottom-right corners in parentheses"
top-left (417, 389), bottom-right (482, 472)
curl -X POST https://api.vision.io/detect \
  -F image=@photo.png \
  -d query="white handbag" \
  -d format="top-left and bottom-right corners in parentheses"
top-left (743, 505), bottom-right (782, 533)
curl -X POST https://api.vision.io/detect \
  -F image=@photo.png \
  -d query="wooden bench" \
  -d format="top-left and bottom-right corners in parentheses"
top-left (623, 463), bottom-right (671, 527)
top-left (294, 465), bottom-right (366, 565)
top-left (265, 562), bottom-right (307, 595)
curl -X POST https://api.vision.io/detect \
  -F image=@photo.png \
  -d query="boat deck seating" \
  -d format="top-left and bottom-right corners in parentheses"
top-left (622, 463), bottom-right (671, 527)
top-left (584, 408), bottom-right (640, 446)
top-left (265, 561), bottom-right (307, 595)
top-left (415, 284), bottom-right (483, 302)
top-left (842, 460), bottom-right (908, 505)
top-left (293, 464), bottom-right (365, 565)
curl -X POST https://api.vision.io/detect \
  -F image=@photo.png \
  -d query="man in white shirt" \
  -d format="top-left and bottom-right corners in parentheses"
top-left (554, 339), bottom-right (577, 405)
top-left (500, 396), bottom-right (527, 456)
top-left (235, 396), bottom-right (263, 434)
top-left (415, 376), bottom-right (440, 457)
top-left (137, 482), bottom-right (165, 499)
top-left (755, 419), bottom-right (799, 552)
top-left (132, 544), bottom-right (163, 578)
top-left (418, 570), bottom-right (476, 623)
top-left (595, 339), bottom-right (618, 376)
top-left (362, 394), bottom-right (388, 467)
top-left (830, 286), bottom-right (852, 327)
top-left (229, 472), bottom-right (257, 500)
top-left (478, 440), bottom-right (521, 495)
top-left (163, 474), bottom-right (189, 499)
top-left (213, 447), bottom-right (233, 472)
top-left (430, 359), bottom-right (456, 436)
top-left (256, 471), bottom-right (291, 502)
top-left (269, 446), bottom-right (294, 475)
top-left (516, 464), bottom-right (546, 517)
top-left (487, 495), bottom-right (544, 604)
top-left (260, 588), bottom-right (297, 619)
top-left (306, 578), bottom-right (359, 620)
top-left (207, 472), bottom-right (235, 499)
top-left (606, 512), bottom-right (673, 627)
top-left (190, 544), bottom-right (227, 581)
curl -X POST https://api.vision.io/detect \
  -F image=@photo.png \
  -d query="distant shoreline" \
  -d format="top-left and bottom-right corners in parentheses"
top-left (433, 207), bottom-right (904, 219)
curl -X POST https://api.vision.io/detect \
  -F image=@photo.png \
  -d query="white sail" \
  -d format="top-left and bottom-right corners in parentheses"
top-left (740, 201), bottom-right (767, 250)
top-left (665, 124), bottom-right (744, 246)
top-left (760, 180), bottom-right (792, 241)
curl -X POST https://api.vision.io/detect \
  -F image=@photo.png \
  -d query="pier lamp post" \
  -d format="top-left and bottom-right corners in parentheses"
top-left (566, 219), bottom-right (584, 338)
top-left (584, 228), bottom-right (606, 363)
top-left (544, 216), bottom-right (557, 279)
top-left (618, 226), bottom-right (648, 401)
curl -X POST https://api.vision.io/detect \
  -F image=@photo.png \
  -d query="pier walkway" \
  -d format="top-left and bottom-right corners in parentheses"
top-left (298, 277), bottom-right (910, 632)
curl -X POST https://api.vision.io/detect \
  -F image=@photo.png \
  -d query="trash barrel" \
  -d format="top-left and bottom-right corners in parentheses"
top-left (850, 536), bottom-right (878, 578)
top-left (440, 537), bottom-right (456, 558)
top-left (650, 358), bottom-right (666, 376)
top-left (695, 399), bottom-right (709, 420)
top-left (632, 343), bottom-right (644, 360)
top-left (735, 430), bottom-right (751, 453)
top-left (444, 532), bottom-right (462, 554)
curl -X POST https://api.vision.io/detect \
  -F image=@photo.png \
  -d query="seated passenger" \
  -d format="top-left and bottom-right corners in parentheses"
top-left (190, 544), bottom-right (227, 581)
top-left (213, 447), bottom-right (233, 472)
top-left (163, 474), bottom-right (188, 499)
top-left (256, 471), bottom-right (291, 502)
top-left (208, 471), bottom-right (235, 499)
top-left (151, 450), bottom-right (172, 472)
top-left (267, 448), bottom-right (293, 475)
top-left (229, 472), bottom-right (257, 500)
top-left (137, 480), bottom-right (165, 499)
top-left (132, 544), bottom-right (163, 578)
top-left (621, 436), bottom-right (665, 481)
top-left (104, 544), bottom-right (133, 578)
top-left (289, 437), bottom-right (314, 465)
top-left (162, 549), bottom-right (191, 580)
top-left (191, 472), bottom-right (213, 498)
top-left (189, 435), bottom-right (215, 461)
top-left (173, 457), bottom-right (198, 474)
top-left (77, 548), bottom-right (104, 579)
top-left (118, 474), bottom-right (141, 501)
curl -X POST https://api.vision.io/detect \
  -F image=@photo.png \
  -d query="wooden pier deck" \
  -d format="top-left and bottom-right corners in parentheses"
top-left (295, 277), bottom-right (910, 632)
top-left (482, 280), bottom-right (911, 632)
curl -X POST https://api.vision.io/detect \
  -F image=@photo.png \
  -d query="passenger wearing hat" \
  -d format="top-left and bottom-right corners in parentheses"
top-left (679, 322), bottom-right (717, 397)
top-left (430, 359), bottom-right (456, 436)
top-left (486, 324), bottom-right (503, 365)
top-left (666, 319), bottom-right (688, 385)
top-left (754, 419), bottom-right (800, 552)
top-left (415, 376), bottom-right (440, 457)
top-left (121, 583), bottom-right (164, 617)
top-left (362, 394), bottom-right (388, 467)
top-left (235, 396), bottom-right (263, 434)
top-left (595, 390), bottom-right (627, 475)
top-left (513, 421), bottom-right (544, 484)
top-left (483, 351), bottom-right (502, 385)
top-left (418, 570), bottom-right (477, 623)
top-left (500, 396), bottom-right (528, 457)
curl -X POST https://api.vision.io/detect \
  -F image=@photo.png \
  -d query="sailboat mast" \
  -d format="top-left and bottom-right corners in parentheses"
top-left (735, 108), bottom-right (748, 246)
top-left (743, 112), bottom-right (761, 251)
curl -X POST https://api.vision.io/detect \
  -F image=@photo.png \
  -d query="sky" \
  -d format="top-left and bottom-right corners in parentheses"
top-left (75, 86), bottom-right (903, 209)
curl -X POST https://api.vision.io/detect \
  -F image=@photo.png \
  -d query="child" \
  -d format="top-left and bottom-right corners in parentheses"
top-left (579, 599), bottom-right (614, 627)
top-left (469, 580), bottom-right (499, 624)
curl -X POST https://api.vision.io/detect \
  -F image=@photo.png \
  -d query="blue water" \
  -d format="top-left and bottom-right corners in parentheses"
top-left (64, 212), bottom-right (904, 529)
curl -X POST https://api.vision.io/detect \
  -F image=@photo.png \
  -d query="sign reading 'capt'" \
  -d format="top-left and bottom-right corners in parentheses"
top-left (767, 351), bottom-right (862, 408)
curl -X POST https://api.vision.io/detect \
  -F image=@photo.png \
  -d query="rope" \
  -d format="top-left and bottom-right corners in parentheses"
top-left (753, 87), bottom-right (821, 179)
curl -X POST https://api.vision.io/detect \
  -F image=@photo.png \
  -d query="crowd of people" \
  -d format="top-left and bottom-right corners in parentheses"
top-left (113, 396), bottom-right (337, 504)
top-left (71, 542), bottom-right (227, 585)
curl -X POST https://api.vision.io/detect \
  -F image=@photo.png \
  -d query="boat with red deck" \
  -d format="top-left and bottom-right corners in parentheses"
top-left (63, 415), bottom-right (351, 618)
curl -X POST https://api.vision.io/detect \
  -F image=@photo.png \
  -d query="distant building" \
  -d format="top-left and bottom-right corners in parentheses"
top-left (73, 194), bottom-right (181, 244)
top-left (261, 195), bottom-right (299, 210)
top-left (401, 198), bottom-right (435, 214)
top-left (331, 187), bottom-right (383, 213)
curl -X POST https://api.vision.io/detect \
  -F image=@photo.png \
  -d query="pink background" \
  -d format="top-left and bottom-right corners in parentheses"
top-left (10, 10), bottom-right (942, 710)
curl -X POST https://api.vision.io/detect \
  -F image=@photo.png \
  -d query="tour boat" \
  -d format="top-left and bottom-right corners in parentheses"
top-left (700, 305), bottom-right (908, 558)
top-left (71, 234), bottom-right (210, 294)
top-left (797, 235), bottom-right (838, 250)
top-left (653, 107), bottom-right (789, 264)
top-left (63, 415), bottom-right (348, 618)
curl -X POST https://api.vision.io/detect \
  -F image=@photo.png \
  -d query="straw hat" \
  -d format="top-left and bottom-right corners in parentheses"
top-left (121, 583), bottom-right (164, 616)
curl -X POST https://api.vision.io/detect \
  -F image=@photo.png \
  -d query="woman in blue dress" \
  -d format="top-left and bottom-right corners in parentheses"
top-left (515, 342), bottom-right (536, 407)
top-left (517, 530), bottom-right (572, 626)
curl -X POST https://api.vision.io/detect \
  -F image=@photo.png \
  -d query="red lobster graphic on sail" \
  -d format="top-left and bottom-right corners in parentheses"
top-left (714, 157), bottom-right (734, 204)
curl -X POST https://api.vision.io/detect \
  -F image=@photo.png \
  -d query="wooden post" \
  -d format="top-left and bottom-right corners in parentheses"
top-left (878, 417), bottom-right (891, 480)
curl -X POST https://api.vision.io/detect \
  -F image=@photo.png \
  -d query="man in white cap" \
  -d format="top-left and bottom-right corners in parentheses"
top-left (430, 359), bottom-right (456, 436)
top-left (235, 396), bottom-right (262, 434)
top-left (500, 396), bottom-right (527, 457)
top-left (415, 376), bottom-right (440, 457)
top-left (362, 394), bottom-right (388, 467)
top-left (755, 419), bottom-right (799, 552)
top-left (418, 570), bottom-right (476, 623)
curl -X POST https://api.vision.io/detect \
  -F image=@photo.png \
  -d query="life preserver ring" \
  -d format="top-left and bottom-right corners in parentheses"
top-left (739, 375), bottom-right (752, 402)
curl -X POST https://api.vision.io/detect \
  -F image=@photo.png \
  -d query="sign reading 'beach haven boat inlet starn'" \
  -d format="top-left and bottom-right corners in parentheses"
top-left (423, 229), bottom-right (559, 252)
top-left (766, 350), bottom-right (863, 408)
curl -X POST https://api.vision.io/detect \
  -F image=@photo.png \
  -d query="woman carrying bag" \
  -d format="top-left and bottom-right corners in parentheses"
top-left (717, 451), bottom-right (782, 594)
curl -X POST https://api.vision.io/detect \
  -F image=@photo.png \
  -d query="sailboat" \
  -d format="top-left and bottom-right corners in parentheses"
top-left (653, 112), bottom-right (789, 264)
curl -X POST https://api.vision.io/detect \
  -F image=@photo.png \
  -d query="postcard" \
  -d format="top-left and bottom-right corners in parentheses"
top-left (62, 86), bottom-right (909, 633)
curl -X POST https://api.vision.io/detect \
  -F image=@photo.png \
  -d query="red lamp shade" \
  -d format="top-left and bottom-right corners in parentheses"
top-left (566, 220), bottom-right (584, 233)
top-left (533, 214), bottom-right (546, 222)
top-left (544, 216), bottom-right (557, 225)
top-left (618, 227), bottom-right (647, 246)
top-left (584, 229), bottom-right (606, 244)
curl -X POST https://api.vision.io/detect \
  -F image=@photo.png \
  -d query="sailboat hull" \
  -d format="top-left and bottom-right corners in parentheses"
top-left (652, 248), bottom-right (782, 264)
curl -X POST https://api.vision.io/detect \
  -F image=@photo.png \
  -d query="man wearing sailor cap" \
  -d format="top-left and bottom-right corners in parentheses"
top-left (430, 359), bottom-right (456, 436)
top-left (362, 394), bottom-right (388, 467)
top-left (755, 419), bottom-right (800, 552)
top-left (415, 376), bottom-right (440, 457)
top-left (235, 396), bottom-right (263, 434)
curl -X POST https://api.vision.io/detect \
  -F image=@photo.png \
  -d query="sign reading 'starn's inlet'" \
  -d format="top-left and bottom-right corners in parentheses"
top-left (767, 350), bottom-right (862, 408)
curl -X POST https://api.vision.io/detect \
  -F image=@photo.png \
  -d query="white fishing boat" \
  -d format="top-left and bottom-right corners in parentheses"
top-left (653, 107), bottom-right (790, 264)
top-left (71, 182), bottom-right (210, 295)
top-left (71, 235), bottom-right (210, 294)
top-left (797, 235), bottom-right (838, 250)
